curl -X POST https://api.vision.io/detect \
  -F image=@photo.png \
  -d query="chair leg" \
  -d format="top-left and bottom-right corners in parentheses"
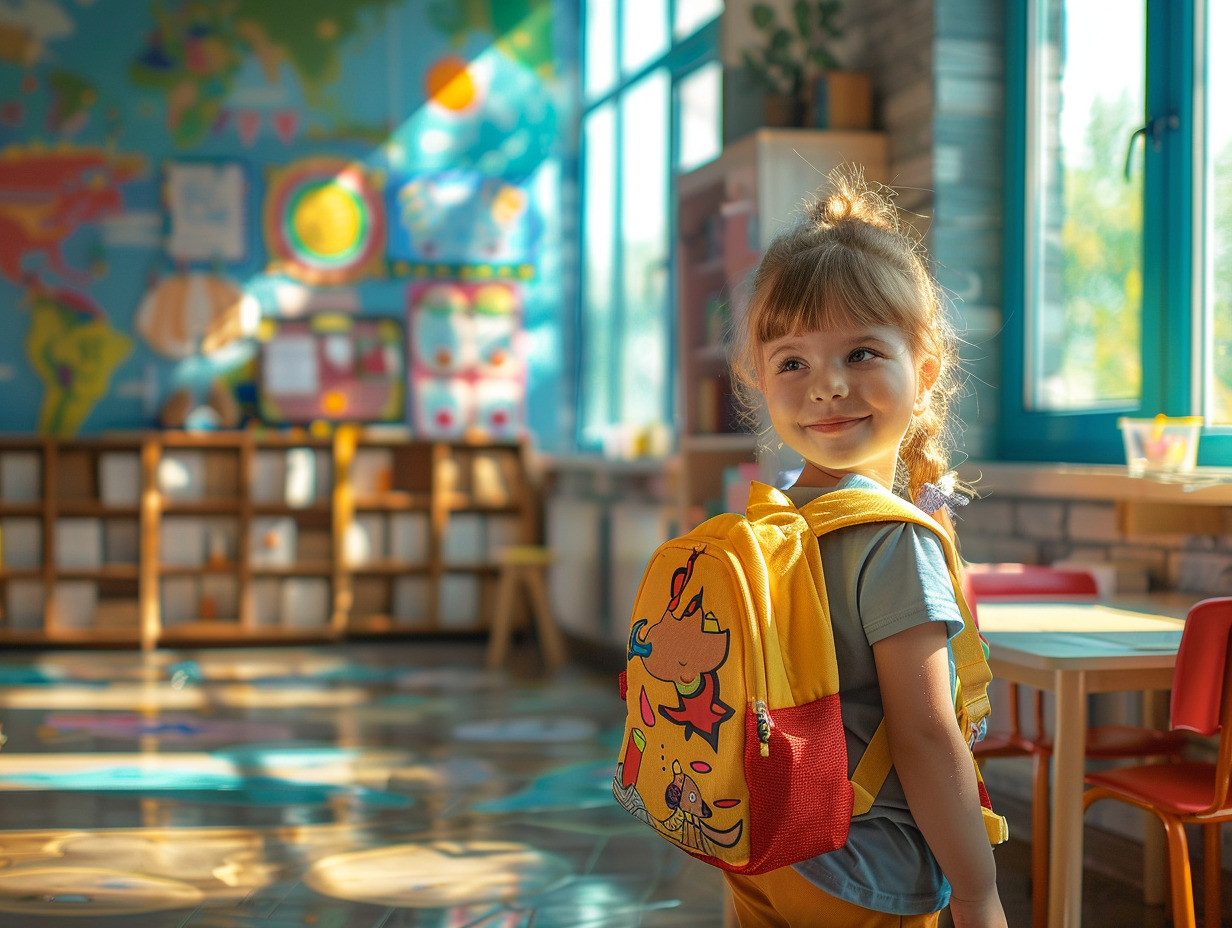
top-left (1030, 751), bottom-right (1050, 928)
top-left (486, 566), bottom-right (519, 670)
top-left (526, 566), bottom-right (567, 671)
top-left (1205, 824), bottom-right (1221, 928)
top-left (1160, 813), bottom-right (1197, 928)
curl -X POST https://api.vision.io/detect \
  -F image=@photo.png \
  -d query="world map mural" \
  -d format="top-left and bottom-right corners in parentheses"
top-left (0, 0), bottom-right (566, 440)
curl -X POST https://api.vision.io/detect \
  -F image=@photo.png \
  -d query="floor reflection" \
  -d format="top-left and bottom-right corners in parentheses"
top-left (0, 642), bottom-right (725, 927)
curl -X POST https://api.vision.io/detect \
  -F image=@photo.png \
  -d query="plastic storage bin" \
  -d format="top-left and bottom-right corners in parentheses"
top-left (1118, 415), bottom-right (1203, 475)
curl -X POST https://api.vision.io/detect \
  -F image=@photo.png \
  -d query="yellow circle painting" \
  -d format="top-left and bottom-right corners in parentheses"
top-left (292, 182), bottom-right (362, 259)
top-left (426, 55), bottom-right (477, 112)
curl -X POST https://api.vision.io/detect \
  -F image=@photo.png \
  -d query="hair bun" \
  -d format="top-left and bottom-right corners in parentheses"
top-left (803, 167), bottom-right (902, 237)
top-left (806, 191), bottom-right (854, 226)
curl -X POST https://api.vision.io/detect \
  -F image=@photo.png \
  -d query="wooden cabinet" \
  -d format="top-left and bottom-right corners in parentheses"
top-left (675, 129), bottom-right (888, 525)
top-left (0, 430), bottom-right (536, 648)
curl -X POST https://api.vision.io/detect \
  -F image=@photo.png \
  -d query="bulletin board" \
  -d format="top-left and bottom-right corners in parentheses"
top-left (257, 315), bottom-right (405, 425)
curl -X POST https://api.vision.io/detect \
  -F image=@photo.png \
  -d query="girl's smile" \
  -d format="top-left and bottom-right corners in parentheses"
top-left (759, 323), bottom-right (936, 489)
top-left (805, 416), bottom-right (868, 433)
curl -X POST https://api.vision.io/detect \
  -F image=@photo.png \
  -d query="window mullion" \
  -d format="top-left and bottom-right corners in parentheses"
top-left (1143, 0), bottom-right (1197, 417)
top-left (610, 88), bottom-right (626, 425)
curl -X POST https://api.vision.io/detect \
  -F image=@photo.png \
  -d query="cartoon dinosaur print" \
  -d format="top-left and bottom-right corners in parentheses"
top-left (659, 759), bottom-right (743, 855)
top-left (627, 547), bottom-right (734, 751)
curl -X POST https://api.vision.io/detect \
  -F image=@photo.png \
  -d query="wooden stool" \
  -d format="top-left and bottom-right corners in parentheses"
top-left (486, 545), bottom-right (568, 672)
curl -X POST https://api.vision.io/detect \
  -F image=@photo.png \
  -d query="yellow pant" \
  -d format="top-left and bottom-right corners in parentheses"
top-left (724, 866), bottom-right (941, 928)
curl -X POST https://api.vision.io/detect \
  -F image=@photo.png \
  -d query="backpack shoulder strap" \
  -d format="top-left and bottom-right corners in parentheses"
top-left (753, 483), bottom-right (994, 822)
top-left (796, 486), bottom-right (992, 728)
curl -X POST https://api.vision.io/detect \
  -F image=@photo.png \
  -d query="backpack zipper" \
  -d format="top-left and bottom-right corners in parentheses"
top-left (754, 699), bottom-right (772, 756)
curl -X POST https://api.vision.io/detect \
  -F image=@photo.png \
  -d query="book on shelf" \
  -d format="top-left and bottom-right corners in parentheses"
top-left (694, 374), bottom-right (741, 435)
top-left (695, 376), bottom-right (719, 434)
top-left (0, 452), bottom-right (40, 502)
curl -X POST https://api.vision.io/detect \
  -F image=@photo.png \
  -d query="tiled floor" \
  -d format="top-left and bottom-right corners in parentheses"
top-left (0, 638), bottom-right (1198, 926)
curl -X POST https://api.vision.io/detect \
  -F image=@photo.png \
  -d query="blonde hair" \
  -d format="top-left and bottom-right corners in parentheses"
top-left (729, 166), bottom-right (962, 505)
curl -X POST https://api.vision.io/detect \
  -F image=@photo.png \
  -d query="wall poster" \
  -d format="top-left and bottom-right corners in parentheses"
top-left (164, 161), bottom-right (247, 264)
top-left (257, 314), bottom-right (404, 425)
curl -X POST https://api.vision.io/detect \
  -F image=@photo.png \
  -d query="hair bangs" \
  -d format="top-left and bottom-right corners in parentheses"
top-left (754, 243), bottom-right (920, 345)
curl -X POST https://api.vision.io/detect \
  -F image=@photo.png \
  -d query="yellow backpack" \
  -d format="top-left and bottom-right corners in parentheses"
top-left (612, 481), bottom-right (1008, 874)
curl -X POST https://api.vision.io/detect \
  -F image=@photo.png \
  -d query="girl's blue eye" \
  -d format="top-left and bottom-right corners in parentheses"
top-left (849, 348), bottom-right (877, 363)
top-left (776, 358), bottom-right (804, 373)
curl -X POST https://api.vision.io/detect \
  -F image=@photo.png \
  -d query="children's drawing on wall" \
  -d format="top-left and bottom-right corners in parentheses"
top-left (23, 279), bottom-right (132, 436)
top-left (263, 156), bottom-right (386, 286)
top-left (0, 144), bottom-right (144, 285)
top-left (135, 272), bottom-right (258, 360)
top-left (129, 0), bottom-right (397, 148)
top-left (409, 282), bottom-right (524, 440)
top-left (164, 161), bottom-right (247, 264)
top-left (257, 315), bottom-right (404, 425)
top-left (387, 170), bottom-right (539, 280)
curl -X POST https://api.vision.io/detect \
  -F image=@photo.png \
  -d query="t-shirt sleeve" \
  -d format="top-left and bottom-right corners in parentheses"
top-left (855, 522), bottom-right (963, 646)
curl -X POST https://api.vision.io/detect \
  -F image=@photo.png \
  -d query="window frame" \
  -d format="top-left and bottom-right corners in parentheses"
top-left (1000, 0), bottom-right (1232, 465)
top-left (574, 2), bottom-right (721, 452)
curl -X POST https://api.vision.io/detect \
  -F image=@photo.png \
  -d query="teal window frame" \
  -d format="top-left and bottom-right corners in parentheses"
top-left (1001, 0), bottom-right (1232, 465)
top-left (574, 3), bottom-right (721, 452)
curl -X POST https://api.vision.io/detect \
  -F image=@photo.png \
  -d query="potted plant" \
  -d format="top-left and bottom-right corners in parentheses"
top-left (740, 1), bottom-right (871, 130)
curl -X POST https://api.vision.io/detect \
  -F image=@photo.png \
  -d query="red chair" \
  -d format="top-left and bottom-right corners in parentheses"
top-left (1083, 597), bottom-right (1232, 928)
top-left (965, 564), bottom-right (1187, 928)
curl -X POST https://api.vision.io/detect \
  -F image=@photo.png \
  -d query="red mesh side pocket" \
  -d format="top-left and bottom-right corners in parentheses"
top-left (725, 693), bottom-right (852, 874)
top-left (977, 779), bottom-right (992, 810)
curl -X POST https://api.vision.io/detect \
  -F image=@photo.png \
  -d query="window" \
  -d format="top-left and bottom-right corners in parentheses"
top-left (1004, 0), bottom-right (1232, 465)
top-left (576, 0), bottom-right (722, 451)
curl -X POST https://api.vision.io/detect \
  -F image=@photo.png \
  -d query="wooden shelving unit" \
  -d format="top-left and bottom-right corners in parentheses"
top-left (0, 429), bottom-right (536, 648)
top-left (337, 428), bottom-right (533, 636)
top-left (674, 129), bottom-right (889, 526)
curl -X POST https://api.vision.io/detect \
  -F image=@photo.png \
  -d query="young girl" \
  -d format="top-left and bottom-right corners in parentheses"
top-left (725, 168), bottom-right (1008, 928)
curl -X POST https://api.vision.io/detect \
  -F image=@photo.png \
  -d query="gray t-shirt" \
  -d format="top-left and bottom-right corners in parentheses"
top-left (784, 474), bottom-right (964, 915)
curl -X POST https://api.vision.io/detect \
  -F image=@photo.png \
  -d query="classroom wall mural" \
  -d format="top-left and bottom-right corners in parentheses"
top-left (0, 0), bottom-right (571, 447)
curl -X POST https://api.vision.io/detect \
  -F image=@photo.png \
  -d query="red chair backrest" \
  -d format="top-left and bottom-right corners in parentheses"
top-left (965, 564), bottom-right (1099, 600)
top-left (1171, 597), bottom-right (1232, 735)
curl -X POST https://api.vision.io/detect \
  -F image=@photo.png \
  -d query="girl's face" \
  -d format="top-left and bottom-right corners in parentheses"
top-left (759, 323), bottom-right (936, 489)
